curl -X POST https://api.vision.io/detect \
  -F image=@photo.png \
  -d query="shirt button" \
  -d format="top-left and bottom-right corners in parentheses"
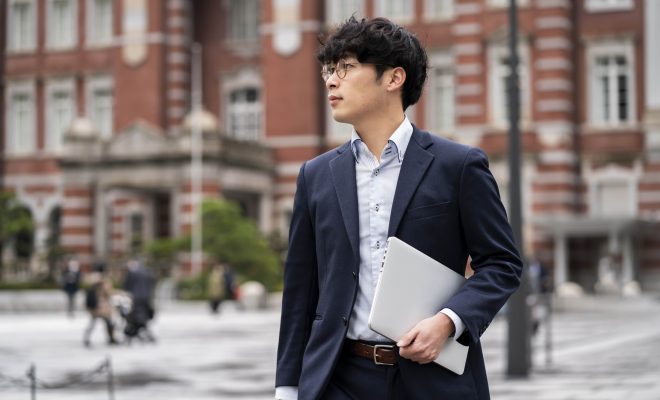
top-left (374, 169), bottom-right (379, 175)
top-left (375, 204), bottom-right (380, 212)
top-left (376, 241), bottom-right (380, 249)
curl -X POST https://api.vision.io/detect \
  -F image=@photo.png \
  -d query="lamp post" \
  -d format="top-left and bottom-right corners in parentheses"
top-left (506, 0), bottom-right (532, 378)
top-left (190, 43), bottom-right (203, 277)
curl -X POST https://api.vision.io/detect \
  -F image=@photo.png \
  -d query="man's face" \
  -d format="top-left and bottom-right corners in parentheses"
top-left (323, 57), bottom-right (389, 126)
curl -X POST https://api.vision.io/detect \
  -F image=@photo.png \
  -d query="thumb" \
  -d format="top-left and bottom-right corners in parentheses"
top-left (397, 329), bottom-right (418, 347)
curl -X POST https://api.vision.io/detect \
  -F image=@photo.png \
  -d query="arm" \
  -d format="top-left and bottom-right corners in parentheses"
top-left (275, 162), bottom-right (319, 388)
top-left (398, 148), bottom-right (522, 362)
top-left (443, 147), bottom-right (523, 343)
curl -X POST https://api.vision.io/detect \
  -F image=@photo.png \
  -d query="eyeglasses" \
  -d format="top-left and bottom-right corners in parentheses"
top-left (321, 60), bottom-right (358, 81)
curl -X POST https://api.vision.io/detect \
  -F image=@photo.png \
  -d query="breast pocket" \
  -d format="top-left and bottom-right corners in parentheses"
top-left (405, 201), bottom-right (452, 222)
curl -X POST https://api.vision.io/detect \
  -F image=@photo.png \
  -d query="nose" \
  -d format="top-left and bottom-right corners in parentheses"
top-left (325, 72), bottom-right (339, 89)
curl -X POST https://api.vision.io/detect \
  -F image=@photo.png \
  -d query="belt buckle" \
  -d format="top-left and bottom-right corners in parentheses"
top-left (373, 344), bottom-right (395, 366)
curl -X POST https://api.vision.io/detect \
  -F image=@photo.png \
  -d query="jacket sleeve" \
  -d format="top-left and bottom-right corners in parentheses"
top-left (443, 148), bottom-right (523, 344)
top-left (275, 162), bottom-right (319, 387)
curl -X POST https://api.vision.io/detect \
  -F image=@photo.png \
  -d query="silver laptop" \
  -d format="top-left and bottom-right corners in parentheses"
top-left (368, 237), bottom-right (469, 375)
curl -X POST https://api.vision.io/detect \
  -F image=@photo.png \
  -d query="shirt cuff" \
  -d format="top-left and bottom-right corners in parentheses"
top-left (275, 386), bottom-right (298, 400)
top-left (440, 308), bottom-right (465, 341)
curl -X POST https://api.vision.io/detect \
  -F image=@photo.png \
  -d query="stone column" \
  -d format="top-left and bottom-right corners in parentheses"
top-left (553, 233), bottom-right (567, 287)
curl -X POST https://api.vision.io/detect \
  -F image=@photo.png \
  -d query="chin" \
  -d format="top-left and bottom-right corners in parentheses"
top-left (331, 110), bottom-right (353, 125)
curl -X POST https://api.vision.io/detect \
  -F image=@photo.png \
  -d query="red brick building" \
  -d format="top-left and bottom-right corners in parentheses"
top-left (2, 0), bottom-right (660, 293)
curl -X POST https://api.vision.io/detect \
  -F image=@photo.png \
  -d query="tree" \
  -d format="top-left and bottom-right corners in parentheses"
top-left (0, 191), bottom-right (35, 281)
top-left (145, 199), bottom-right (283, 292)
top-left (199, 199), bottom-right (282, 291)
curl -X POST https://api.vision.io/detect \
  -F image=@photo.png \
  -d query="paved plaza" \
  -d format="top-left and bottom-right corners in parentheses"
top-left (1, 291), bottom-right (660, 400)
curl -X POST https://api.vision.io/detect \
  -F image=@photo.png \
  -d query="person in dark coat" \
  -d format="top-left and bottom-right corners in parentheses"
top-left (61, 259), bottom-right (81, 317)
top-left (122, 259), bottom-right (156, 343)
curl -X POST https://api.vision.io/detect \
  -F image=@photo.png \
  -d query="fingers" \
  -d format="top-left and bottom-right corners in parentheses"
top-left (397, 329), bottom-right (417, 348)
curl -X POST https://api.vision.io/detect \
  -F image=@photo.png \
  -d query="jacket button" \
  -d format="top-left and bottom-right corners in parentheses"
top-left (342, 316), bottom-right (347, 325)
top-left (352, 271), bottom-right (356, 279)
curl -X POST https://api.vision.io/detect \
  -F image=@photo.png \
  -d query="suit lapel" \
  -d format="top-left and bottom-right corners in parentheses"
top-left (330, 143), bottom-right (360, 259)
top-left (388, 129), bottom-right (435, 236)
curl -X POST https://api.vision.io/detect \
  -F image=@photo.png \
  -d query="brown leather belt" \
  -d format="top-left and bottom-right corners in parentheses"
top-left (345, 340), bottom-right (397, 366)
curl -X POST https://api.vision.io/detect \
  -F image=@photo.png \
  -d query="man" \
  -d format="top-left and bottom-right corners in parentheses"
top-left (276, 17), bottom-right (522, 400)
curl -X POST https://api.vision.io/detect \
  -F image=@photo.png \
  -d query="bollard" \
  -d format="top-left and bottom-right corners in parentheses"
top-left (26, 363), bottom-right (36, 400)
top-left (106, 356), bottom-right (115, 400)
top-left (544, 293), bottom-right (553, 367)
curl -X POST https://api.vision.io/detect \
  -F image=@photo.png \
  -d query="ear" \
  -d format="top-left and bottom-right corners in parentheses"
top-left (386, 67), bottom-right (406, 92)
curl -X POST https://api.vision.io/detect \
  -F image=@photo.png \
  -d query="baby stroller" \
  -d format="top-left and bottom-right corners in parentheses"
top-left (123, 298), bottom-right (156, 344)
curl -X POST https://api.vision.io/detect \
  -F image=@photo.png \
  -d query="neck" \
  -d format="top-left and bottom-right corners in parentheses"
top-left (354, 110), bottom-right (405, 161)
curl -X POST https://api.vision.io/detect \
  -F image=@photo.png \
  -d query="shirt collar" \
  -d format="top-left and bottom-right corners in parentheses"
top-left (350, 117), bottom-right (413, 163)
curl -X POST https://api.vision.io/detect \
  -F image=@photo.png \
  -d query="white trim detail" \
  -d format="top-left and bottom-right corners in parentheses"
top-left (452, 23), bottom-right (481, 36)
top-left (455, 104), bottom-right (482, 116)
top-left (536, 78), bottom-right (572, 92)
top-left (536, 99), bottom-right (572, 112)
top-left (535, 58), bottom-right (572, 71)
top-left (455, 63), bottom-right (482, 76)
top-left (277, 162), bottom-right (305, 176)
top-left (454, 43), bottom-right (480, 55)
top-left (535, 16), bottom-right (572, 30)
top-left (536, 37), bottom-right (572, 51)
top-left (585, 0), bottom-right (633, 12)
top-left (455, 2), bottom-right (479, 15)
top-left (456, 83), bottom-right (482, 96)
top-left (536, 0), bottom-right (571, 9)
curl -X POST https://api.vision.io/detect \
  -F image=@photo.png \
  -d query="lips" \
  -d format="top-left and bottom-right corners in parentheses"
top-left (328, 94), bottom-right (342, 106)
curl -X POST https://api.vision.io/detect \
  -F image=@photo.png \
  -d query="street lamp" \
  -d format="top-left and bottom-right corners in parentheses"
top-left (190, 43), bottom-right (203, 277)
top-left (506, 0), bottom-right (532, 377)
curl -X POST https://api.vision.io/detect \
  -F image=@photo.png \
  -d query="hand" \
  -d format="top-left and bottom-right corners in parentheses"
top-left (397, 312), bottom-right (455, 364)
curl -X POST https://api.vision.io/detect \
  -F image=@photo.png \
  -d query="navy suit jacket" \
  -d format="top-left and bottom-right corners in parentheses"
top-left (276, 127), bottom-right (522, 400)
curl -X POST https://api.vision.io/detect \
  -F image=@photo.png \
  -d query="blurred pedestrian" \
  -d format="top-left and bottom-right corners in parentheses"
top-left (122, 259), bottom-right (156, 343)
top-left (207, 264), bottom-right (226, 314)
top-left (83, 272), bottom-right (118, 347)
top-left (61, 259), bottom-right (81, 317)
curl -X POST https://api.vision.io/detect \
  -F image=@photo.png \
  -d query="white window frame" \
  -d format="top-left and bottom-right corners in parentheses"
top-left (426, 50), bottom-right (455, 135)
top-left (226, 0), bottom-right (260, 42)
top-left (488, 42), bottom-right (531, 129)
top-left (222, 69), bottom-right (263, 141)
top-left (423, 0), bottom-right (454, 21)
top-left (586, 164), bottom-right (639, 217)
top-left (326, 0), bottom-right (364, 24)
top-left (46, 0), bottom-right (78, 49)
top-left (5, 80), bottom-right (37, 156)
top-left (46, 78), bottom-right (76, 153)
top-left (86, 0), bottom-right (113, 46)
top-left (585, 0), bottom-right (633, 12)
top-left (586, 39), bottom-right (636, 128)
top-left (7, 0), bottom-right (37, 52)
top-left (86, 75), bottom-right (114, 140)
top-left (374, 0), bottom-right (414, 23)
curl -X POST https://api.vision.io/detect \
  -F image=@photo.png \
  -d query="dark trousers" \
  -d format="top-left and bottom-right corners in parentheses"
top-left (322, 341), bottom-right (482, 400)
top-left (322, 345), bottom-right (407, 400)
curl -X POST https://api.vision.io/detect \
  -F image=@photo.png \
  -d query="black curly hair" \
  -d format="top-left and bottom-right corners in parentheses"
top-left (317, 16), bottom-right (428, 111)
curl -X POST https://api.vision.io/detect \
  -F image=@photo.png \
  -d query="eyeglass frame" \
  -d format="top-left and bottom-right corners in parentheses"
top-left (320, 59), bottom-right (392, 81)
